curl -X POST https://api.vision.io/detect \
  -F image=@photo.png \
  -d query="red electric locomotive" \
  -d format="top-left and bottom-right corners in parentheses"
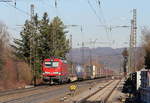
top-left (42, 57), bottom-right (70, 84)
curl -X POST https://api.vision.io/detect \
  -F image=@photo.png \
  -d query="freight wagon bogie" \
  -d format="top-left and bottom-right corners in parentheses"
top-left (43, 75), bottom-right (70, 84)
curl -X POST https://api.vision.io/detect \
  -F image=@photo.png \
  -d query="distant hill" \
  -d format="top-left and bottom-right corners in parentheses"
top-left (68, 47), bottom-right (125, 71)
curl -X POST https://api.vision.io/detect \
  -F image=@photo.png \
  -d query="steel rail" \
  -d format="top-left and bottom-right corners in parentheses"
top-left (0, 76), bottom-right (112, 97)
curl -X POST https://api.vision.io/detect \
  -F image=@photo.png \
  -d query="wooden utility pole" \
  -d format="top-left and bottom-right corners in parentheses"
top-left (129, 9), bottom-right (137, 73)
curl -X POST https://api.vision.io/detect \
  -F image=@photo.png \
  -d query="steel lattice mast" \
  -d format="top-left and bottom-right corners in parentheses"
top-left (129, 9), bottom-right (137, 73)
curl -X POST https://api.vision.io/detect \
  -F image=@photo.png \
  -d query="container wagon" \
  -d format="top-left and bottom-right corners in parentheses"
top-left (75, 64), bottom-right (85, 80)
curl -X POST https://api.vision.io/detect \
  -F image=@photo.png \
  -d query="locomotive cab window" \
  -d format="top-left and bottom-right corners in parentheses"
top-left (45, 61), bottom-right (59, 68)
top-left (52, 62), bottom-right (59, 67)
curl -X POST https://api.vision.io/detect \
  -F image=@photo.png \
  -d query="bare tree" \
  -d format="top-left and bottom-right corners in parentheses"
top-left (0, 22), bottom-right (9, 71)
top-left (0, 22), bottom-right (9, 48)
top-left (142, 27), bottom-right (150, 69)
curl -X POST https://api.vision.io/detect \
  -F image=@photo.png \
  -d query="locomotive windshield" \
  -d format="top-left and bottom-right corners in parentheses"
top-left (45, 61), bottom-right (59, 68)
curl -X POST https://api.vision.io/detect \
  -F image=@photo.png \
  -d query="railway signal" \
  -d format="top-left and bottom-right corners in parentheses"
top-left (122, 48), bottom-right (128, 78)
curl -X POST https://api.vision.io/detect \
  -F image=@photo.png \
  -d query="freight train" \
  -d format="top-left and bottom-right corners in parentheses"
top-left (42, 57), bottom-right (114, 84)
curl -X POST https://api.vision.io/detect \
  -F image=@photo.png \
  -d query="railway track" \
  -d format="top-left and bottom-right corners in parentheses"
top-left (74, 79), bottom-right (121, 103)
top-left (0, 85), bottom-right (49, 97)
top-left (0, 78), bottom-right (110, 103)
top-left (0, 76), bottom-right (111, 97)
top-left (104, 80), bottom-right (121, 103)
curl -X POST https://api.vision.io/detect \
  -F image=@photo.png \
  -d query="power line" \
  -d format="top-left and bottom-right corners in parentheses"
top-left (0, 0), bottom-right (12, 2)
top-left (41, 0), bottom-right (54, 9)
top-left (55, 0), bottom-right (57, 8)
top-left (86, 0), bottom-right (112, 44)
top-left (96, 0), bottom-right (107, 25)
top-left (2, 2), bottom-right (29, 16)
top-left (95, 0), bottom-right (112, 43)
top-left (87, 0), bottom-right (103, 24)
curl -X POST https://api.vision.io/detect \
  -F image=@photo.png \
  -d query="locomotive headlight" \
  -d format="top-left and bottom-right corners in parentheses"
top-left (53, 72), bottom-right (59, 74)
top-left (43, 72), bottom-right (50, 74)
top-left (53, 72), bottom-right (61, 74)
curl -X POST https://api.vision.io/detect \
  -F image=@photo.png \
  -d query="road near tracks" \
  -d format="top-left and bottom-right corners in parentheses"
top-left (0, 78), bottom-right (109, 103)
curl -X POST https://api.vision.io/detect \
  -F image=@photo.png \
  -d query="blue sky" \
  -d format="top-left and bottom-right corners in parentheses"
top-left (0, 0), bottom-right (150, 48)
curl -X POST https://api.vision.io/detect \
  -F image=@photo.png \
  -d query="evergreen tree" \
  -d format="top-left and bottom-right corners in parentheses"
top-left (38, 12), bottom-right (52, 61)
top-left (12, 14), bottom-right (39, 64)
top-left (50, 16), bottom-right (70, 58)
top-left (12, 20), bottom-right (33, 64)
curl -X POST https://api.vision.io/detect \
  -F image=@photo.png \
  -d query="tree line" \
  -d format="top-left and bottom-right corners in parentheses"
top-left (11, 13), bottom-right (70, 84)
